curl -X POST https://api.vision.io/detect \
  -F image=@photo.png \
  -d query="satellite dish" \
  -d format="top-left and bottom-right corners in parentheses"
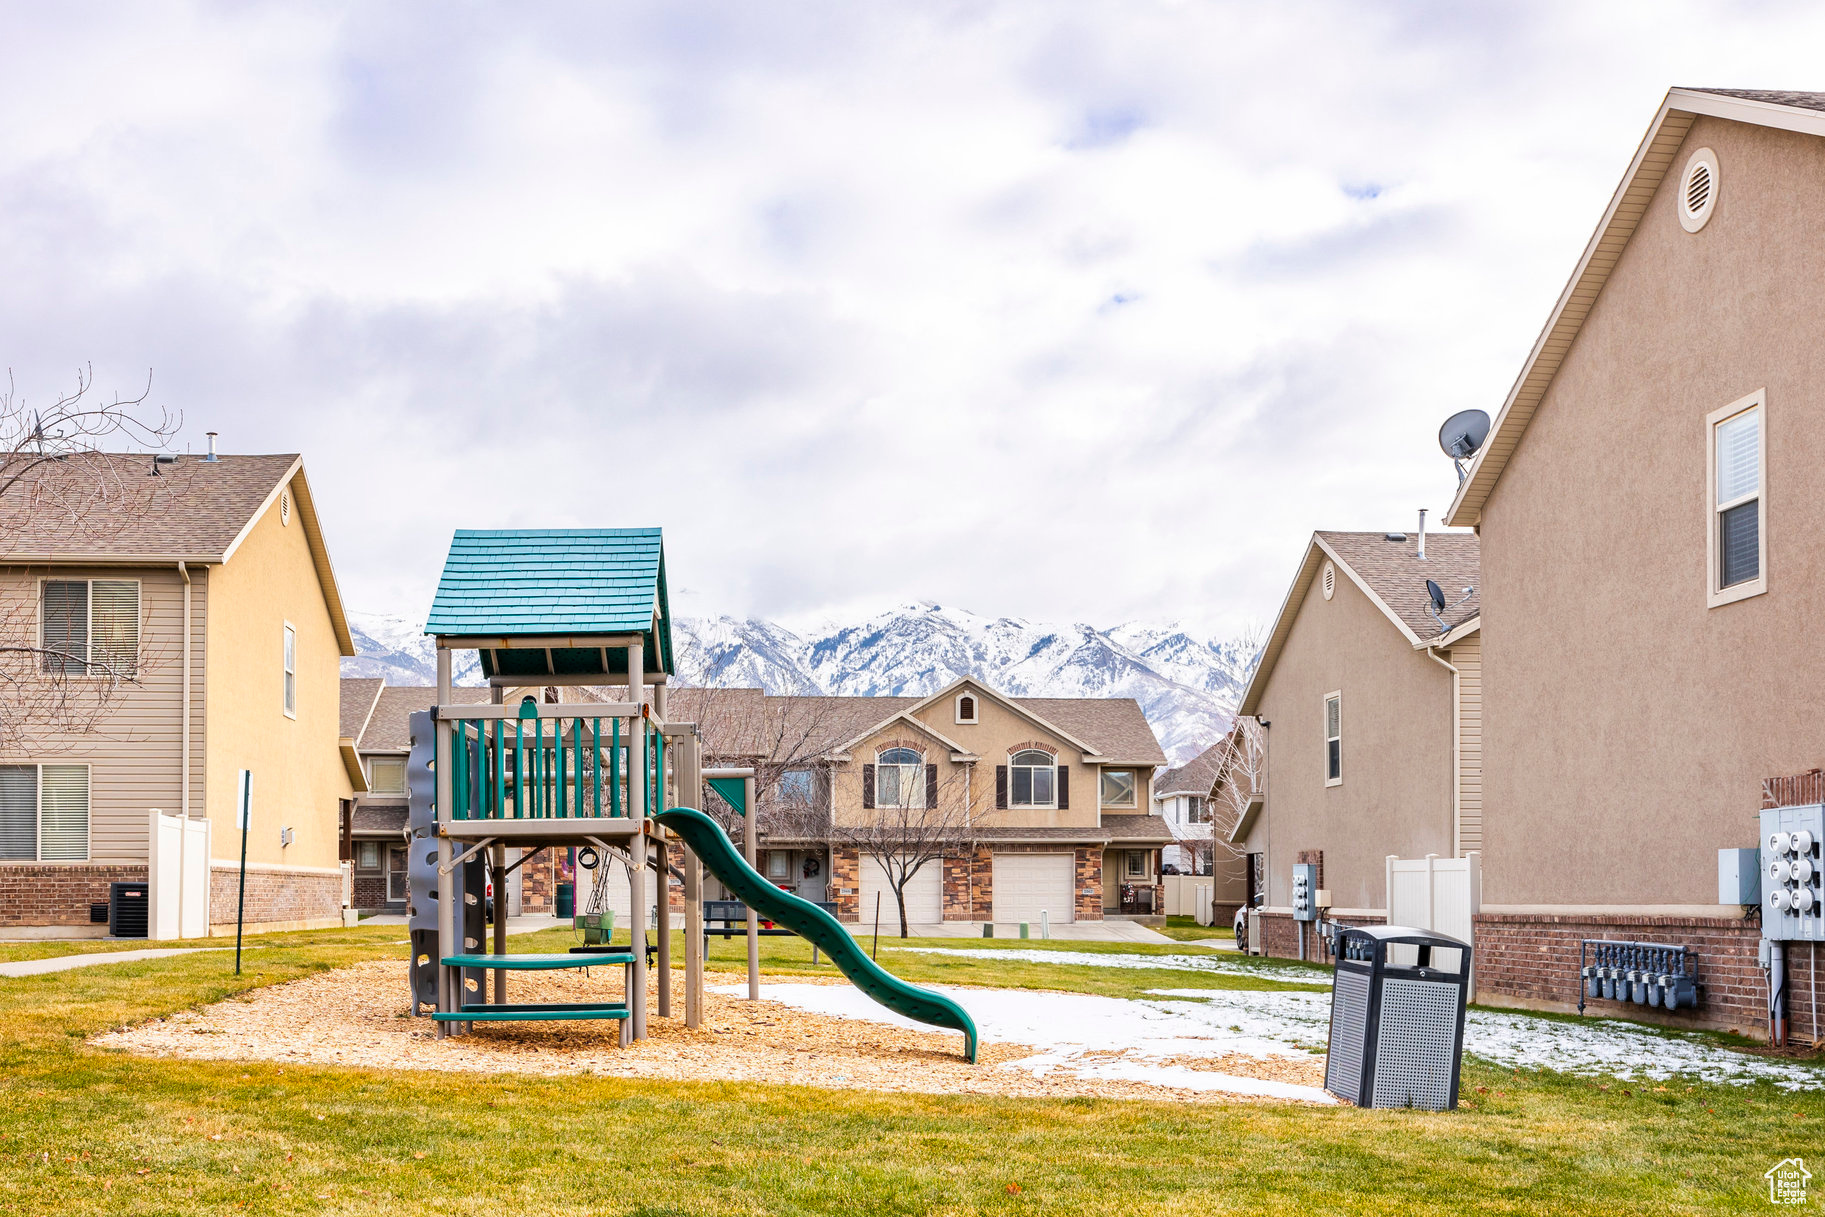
top-left (1439, 409), bottom-right (1491, 459)
top-left (1426, 579), bottom-right (1446, 614)
top-left (1439, 409), bottom-right (1492, 487)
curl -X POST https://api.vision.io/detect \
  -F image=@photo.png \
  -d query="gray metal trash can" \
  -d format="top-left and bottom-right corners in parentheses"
top-left (1324, 925), bottom-right (1471, 1110)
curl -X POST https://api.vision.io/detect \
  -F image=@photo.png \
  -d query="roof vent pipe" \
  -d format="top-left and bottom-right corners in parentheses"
top-left (1417, 509), bottom-right (1427, 561)
top-left (205, 432), bottom-right (218, 462)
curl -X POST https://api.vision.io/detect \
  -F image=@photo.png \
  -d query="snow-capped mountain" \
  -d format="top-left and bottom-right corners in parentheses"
top-left (342, 603), bottom-right (1256, 764)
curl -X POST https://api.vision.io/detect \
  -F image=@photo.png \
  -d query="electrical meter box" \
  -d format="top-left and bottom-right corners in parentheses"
top-left (1718, 847), bottom-right (1760, 906)
top-left (1292, 862), bottom-right (1318, 922)
top-left (1761, 803), bottom-right (1825, 943)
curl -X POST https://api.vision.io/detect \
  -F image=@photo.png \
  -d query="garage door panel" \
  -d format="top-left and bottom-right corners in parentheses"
top-left (859, 856), bottom-right (943, 924)
top-left (992, 853), bottom-right (1075, 923)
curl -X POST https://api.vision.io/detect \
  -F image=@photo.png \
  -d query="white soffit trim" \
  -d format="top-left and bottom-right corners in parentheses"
top-left (1448, 89), bottom-right (1825, 527)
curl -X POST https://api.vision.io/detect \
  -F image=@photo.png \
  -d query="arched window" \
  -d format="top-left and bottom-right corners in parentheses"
top-left (1010, 749), bottom-right (1056, 808)
top-left (876, 747), bottom-right (924, 809)
top-left (956, 694), bottom-right (977, 724)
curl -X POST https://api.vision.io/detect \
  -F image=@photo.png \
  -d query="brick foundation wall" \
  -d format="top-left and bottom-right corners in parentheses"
top-left (209, 867), bottom-right (340, 929)
top-left (520, 847), bottom-right (556, 914)
top-left (1256, 909), bottom-right (1382, 962)
top-left (351, 874), bottom-right (391, 909)
top-left (830, 846), bottom-right (858, 920)
top-left (1472, 912), bottom-right (1798, 1038)
top-left (1075, 847), bottom-right (1102, 921)
top-left (0, 863), bottom-right (146, 926)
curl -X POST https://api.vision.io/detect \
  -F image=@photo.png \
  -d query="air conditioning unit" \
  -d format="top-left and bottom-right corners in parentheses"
top-left (108, 881), bottom-right (150, 939)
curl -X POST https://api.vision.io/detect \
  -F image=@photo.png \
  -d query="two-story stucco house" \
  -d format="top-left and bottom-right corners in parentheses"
top-left (1444, 88), bottom-right (1825, 1035)
top-left (679, 677), bottom-right (1173, 927)
top-left (1231, 528), bottom-right (1481, 958)
top-left (0, 451), bottom-right (358, 935)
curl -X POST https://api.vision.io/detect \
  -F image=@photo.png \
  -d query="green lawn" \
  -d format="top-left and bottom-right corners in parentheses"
top-left (0, 924), bottom-right (1812, 1215)
top-left (1159, 914), bottom-right (1236, 942)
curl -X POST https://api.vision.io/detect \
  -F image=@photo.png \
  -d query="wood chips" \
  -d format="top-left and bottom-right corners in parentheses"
top-left (92, 960), bottom-right (1329, 1104)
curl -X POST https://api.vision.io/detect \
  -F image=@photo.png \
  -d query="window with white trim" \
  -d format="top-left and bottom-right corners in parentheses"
top-left (0, 764), bottom-right (89, 861)
top-left (1010, 749), bottom-right (1056, 808)
top-left (1187, 795), bottom-right (1207, 824)
top-left (1708, 393), bottom-right (1766, 605)
top-left (767, 851), bottom-right (790, 881)
top-left (875, 747), bottom-right (924, 810)
top-left (1324, 692), bottom-right (1342, 786)
top-left (356, 840), bottom-right (380, 869)
top-left (40, 579), bottom-right (139, 677)
top-left (1099, 769), bottom-right (1136, 808)
top-left (1124, 849), bottom-right (1147, 878)
top-left (955, 693), bottom-right (977, 724)
top-left (367, 756), bottom-right (406, 795)
top-left (283, 624), bottom-right (297, 718)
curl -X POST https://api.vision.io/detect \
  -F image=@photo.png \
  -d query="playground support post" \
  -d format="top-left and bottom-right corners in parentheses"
top-left (627, 639), bottom-right (647, 1040)
top-left (745, 772), bottom-right (759, 1001)
top-left (677, 728), bottom-right (704, 1029)
top-left (491, 841), bottom-right (508, 1004)
top-left (655, 826), bottom-right (672, 1018)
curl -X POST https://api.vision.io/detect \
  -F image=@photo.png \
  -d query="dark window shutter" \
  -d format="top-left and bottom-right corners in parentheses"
top-left (1056, 766), bottom-right (1069, 810)
top-left (862, 764), bottom-right (875, 809)
top-left (995, 765), bottom-right (1008, 810)
top-left (925, 764), bottom-right (938, 809)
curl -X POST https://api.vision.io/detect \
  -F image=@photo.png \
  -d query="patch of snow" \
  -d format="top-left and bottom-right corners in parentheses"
top-left (1012, 1052), bottom-right (1334, 1103)
top-left (887, 946), bottom-right (1323, 983)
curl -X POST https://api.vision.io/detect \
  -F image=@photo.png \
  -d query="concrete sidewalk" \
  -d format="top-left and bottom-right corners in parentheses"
top-left (0, 947), bottom-right (229, 979)
top-left (845, 920), bottom-right (1176, 944)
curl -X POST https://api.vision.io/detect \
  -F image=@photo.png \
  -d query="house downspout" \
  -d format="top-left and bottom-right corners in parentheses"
top-left (178, 561), bottom-right (191, 820)
top-left (1422, 645), bottom-right (1460, 857)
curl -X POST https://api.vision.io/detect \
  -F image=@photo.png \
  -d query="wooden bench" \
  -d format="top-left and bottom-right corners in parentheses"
top-left (703, 899), bottom-right (838, 940)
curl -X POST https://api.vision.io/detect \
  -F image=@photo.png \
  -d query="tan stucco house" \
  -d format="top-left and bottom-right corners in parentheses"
top-left (1231, 529), bottom-right (1480, 957)
top-left (1444, 87), bottom-right (1825, 1034)
top-left (679, 677), bottom-right (1173, 926)
top-left (0, 451), bottom-right (358, 934)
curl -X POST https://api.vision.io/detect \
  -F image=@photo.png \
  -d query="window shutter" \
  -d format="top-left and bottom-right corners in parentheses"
top-left (89, 580), bottom-right (140, 677)
top-left (925, 764), bottom-right (938, 809)
top-left (1056, 765), bottom-right (1069, 810)
top-left (995, 765), bottom-right (1007, 810)
top-left (0, 766), bottom-right (36, 861)
top-left (862, 764), bottom-right (875, 809)
top-left (41, 581), bottom-right (88, 674)
top-left (38, 765), bottom-right (88, 861)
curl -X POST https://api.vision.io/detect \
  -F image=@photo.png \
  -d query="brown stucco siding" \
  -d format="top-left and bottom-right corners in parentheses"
top-left (1477, 115), bottom-right (1825, 907)
top-left (1245, 550), bottom-right (1454, 911)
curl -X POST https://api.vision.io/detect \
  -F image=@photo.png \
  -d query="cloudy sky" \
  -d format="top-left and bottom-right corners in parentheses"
top-left (4, 2), bottom-right (1821, 635)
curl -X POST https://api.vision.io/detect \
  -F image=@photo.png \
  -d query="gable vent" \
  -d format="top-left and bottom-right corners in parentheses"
top-left (280, 490), bottom-right (291, 525)
top-left (1679, 148), bottom-right (1718, 233)
top-left (1322, 561), bottom-right (1336, 600)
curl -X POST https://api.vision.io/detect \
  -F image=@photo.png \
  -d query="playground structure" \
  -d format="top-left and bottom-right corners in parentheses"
top-left (414, 528), bottom-right (978, 1061)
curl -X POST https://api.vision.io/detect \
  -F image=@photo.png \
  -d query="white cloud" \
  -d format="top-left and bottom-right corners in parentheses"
top-left (3, 0), bottom-right (1823, 630)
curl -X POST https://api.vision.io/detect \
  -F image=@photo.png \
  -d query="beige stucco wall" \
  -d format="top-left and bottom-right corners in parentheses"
top-left (1240, 556), bottom-right (1454, 910)
top-left (204, 479), bottom-right (350, 874)
top-left (1476, 115), bottom-right (1825, 907)
top-left (0, 564), bottom-right (207, 862)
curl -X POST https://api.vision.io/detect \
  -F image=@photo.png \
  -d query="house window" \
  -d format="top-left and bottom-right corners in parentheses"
top-left (1100, 769), bottom-right (1137, 808)
top-left (1708, 392), bottom-right (1766, 605)
top-left (367, 756), bottom-right (406, 795)
top-left (875, 748), bottom-right (924, 810)
top-left (40, 579), bottom-right (139, 677)
top-left (356, 840), bottom-right (380, 869)
top-left (767, 852), bottom-right (790, 881)
top-left (1324, 692), bottom-right (1342, 786)
top-left (777, 769), bottom-right (814, 804)
top-left (387, 847), bottom-right (409, 901)
top-left (1010, 749), bottom-right (1056, 808)
top-left (1124, 850), bottom-right (1147, 879)
top-left (0, 764), bottom-right (89, 861)
top-left (955, 694), bottom-right (977, 724)
top-left (282, 624), bottom-right (297, 718)
top-left (1188, 795), bottom-right (1207, 823)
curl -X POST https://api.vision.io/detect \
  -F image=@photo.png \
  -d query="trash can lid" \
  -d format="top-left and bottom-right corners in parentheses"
top-left (1343, 924), bottom-right (1469, 949)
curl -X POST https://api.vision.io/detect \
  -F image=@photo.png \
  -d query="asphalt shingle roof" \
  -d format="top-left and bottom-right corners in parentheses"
top-left (0, 452), bottom-right (299, 559)
top-left (340, 678), bottom-right (384, 741)
top-left (1154, 740), bottom-right (1228, 797)
top-left (1685, 88), bottom-right (1825, 112)
top-left (356, 685), bottom-right (491, 752)
top-left (1319, 530), bottom-right (1480, 639)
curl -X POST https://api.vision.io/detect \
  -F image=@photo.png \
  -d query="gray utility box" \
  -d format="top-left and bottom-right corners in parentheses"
top-left (1325, 925), bottom-right (1471, 1111)
top-left (1291, 862), bottom-right (1318, 922)
top-left (1761, 803), bottom-right (1825, 943)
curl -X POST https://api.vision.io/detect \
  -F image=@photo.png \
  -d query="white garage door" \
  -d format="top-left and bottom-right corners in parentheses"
top-left (859, 856), bottom-right (943, 925)
top-left (992, 853), bottom-right (1075, 924)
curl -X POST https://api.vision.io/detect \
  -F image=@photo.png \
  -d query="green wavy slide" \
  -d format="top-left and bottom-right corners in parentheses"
top-left (655, 806), bottom-right (979, 1062)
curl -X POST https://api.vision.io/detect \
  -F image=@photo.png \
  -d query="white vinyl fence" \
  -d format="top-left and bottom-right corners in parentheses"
top-left (1384, 852), bottom-right (1481, 946)
top-left (148, 810), bottom-right (211, 940)
top-left (1161, 875), bottom-right (1215, 924)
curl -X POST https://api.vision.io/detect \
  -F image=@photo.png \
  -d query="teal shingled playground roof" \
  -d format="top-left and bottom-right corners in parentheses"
top-left (425, 528), bottom-right (673, 678)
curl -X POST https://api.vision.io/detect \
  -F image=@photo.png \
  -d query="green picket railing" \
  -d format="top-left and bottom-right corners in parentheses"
top-left (448, 700), bottom-right (668, 822)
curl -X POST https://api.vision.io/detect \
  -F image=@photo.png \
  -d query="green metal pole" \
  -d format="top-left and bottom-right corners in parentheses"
top-left (234, 770), bottom-right (250, 976)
